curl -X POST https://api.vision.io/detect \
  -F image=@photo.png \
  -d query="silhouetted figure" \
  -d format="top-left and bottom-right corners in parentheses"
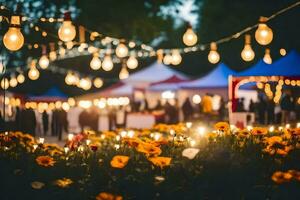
top-left (14, 106), bottom-right (22, 131)
top-left (236, 98), bottom-right (245, 112)
top-left (42, 111), bottom-right (49, 135)
top-left (257, 96), bottom-right (266, 125)
top-left (89, 108), bottom-right (99, 131)
top-left (182, 98), bottom-right (193, 121)
top-left (280, 92), bottom-right (294, 124)
top-left (218, 97), bottom-right (226, 121)
top-left (0, 112), bottom-right (5, 132)
top-left (52, 109), bottom-right (68, 140)
top-left (21, 108), bottom-right (36, 136)
top-left (79, 110), bottom-right (89, 131)
top-left (248, 99), bottom-right (255, 113)
top-left (267, 98), bottom-right (275, 124)
top-left (154, 100), bottom-right (163, 110)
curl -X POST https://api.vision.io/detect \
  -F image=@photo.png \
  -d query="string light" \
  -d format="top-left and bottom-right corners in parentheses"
top-left (9, 76), bottom-right (18, 87)
top-left (182, 25), bottom-right (198, 46)
top-left (241, 34), bottom-right (255, 62)
top-left (17, 73), bottom-right (25, 83)
top-left (279, 48), bottom-right (286, 56)
top-left (163, 54), bottom-right (173, 65)
top-left (119, 66), bottom-right (129, 80)
top-left (79, 77), bottom-right (92, 90)
top-left (38, 55), bottom-right (50, 69)
top-left (263, 48), bottom-right (272, 64)
top-left (1, 78), bottom-right (9, 89)
top-left (90, 53), bottom-right (101, 70)
top-left (208, 42), bottom-right (220, 64)
top-left (126, 56), bottom-right (138, 69)
top-left (115, 43), bottom-right (128, 58)
top-left (58, 12), bottom-right (76, 42)
top-left (3, 15), bottom-right (24, 51)
top-left (255, 17), bottom-right (273, 45)
top-left (93, 77), bottom-right (104, 88)
top-left (102, 55), bottom-right (114, 71)
top-left (171, 50), bottom-right (182, 65)
top-left (28, 60), bottom-right (40, 80)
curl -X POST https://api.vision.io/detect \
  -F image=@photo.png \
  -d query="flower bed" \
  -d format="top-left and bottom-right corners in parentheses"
top-left (1, 123), bottom-right (300, 199)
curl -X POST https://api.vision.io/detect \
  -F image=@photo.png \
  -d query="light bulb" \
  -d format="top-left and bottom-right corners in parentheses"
top-left (241, 35), bottom-right (255, 62)
top-left (163, 54), bottom-right (173, 65)
top-left (126, 56), bottom-right (138, 69)
top-left (115, 43), bottom-right (128, 58)
top-left (65, 72), bottom-right (76, 85)
top-left (0, 61), bottom-right (5, 74)
top-left (255, 17), bottom-right (273, 45)
top-left (28, 67), bottom-right (40, 80)
top-left (119, 66), bottom-right (129, 80)
top-left (171, 50), bottom-right (182, 65)
top-left (9, 76), bottom-right (18, 88)
top-left (183, 27), bottom-right (198, 46)
top-left (17, 74), bottom-right (25, 84)
top-left (102, 56), bottom-right (113, 71)
top-left (58, 12), bottom-right (76, 42)
top-left (3, 16), bottom-right (24, 51)
top-left (49, 51), bottom-right (57, 61)
top-left (79, 78), bottom-right (92, 90)
top-left (1, 78), bottom-right (9, 89)
top-left (38, 55), bottom-right (49, 69)
top-left (66, 41), bottom-right (74, 49)
top-left (208, 42), bottom-right (220, 64)
top-left (90, 54), bottom-right (101, 70)
top-left (279, 48), bottom-right (286, 56)
top-left (263, 48), bottom-right (272, 64)
top-left (93, 78), bottom-right (103, 88)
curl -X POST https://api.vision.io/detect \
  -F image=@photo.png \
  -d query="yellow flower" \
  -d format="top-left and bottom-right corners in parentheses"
top-left (263, 136), bottom-right (283, 145)
top-left (136, 142), bottom-right (162, 157)
top-left (36, 156), bottom-right (56, 167)
top-left (54, 178), bottom-right (73, 188)
top-left (95, 192), bottom-right (123, 200)
top-left (122, 137), bottom-right (142, 148)
top-left (251, 127), bottom-right (268, 135)
top-left (148, 157), bottom-right (171, 169)
top-left (271, 171), bottom-right (293, 184)
top-left (214, 122), bottom-right (230, 132)
top-left (110, 155), bottom-right (129, 169)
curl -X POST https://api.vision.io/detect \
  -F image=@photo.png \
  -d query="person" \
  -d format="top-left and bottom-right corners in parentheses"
top-left (236, 98), bottom-right (245, 112)
top-left (202, 93), bottom-right (212, 113)
top-left (14, 106), bottom-right (22, 131)
top-left (21, 108), bottom-right (36, 136)
top-left (89, 107), bottom-right (99, 131)
top-left (79, 109), bottom-right (89, 131)
top-left (42, 110), bottom-right (49, 136)
top-left (257, 95), bottom-right (266, 125)
top-left (248, 99), bottom-right (256, 113)
top-left (0, 112), bottom-right (4, 132)
top-left (218, 97), bottom-right (226, 121)
top-left (266, 97), bottom-right (275, 124)
top-left (182, 97), bottom-right (193, 121)
top-left (52, 109), bottom-right (68, 141)
top-left (67, 105), bottom-right (83, 133)
top-left (280, 91), bottom-right (294, 124)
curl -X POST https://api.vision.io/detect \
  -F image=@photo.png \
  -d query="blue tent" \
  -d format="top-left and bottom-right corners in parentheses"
top-left (180, 63), bottom-right (237, 88)
top-left (28, 87), bottom-right (68, 102)
top-left (238, 50), bottom-right (300, 76)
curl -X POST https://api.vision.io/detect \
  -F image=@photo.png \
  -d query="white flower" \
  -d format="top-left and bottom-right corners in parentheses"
top-left (182, 148), bottom-right (200, 160)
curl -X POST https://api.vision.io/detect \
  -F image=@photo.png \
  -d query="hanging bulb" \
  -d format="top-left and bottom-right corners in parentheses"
top-left (241, 34), bottom-right (255, 62)
top-left (38, 55), bottom-right (49, 69)
top-left (90, 53), bottom-right (101, 70)
top-left (255, 17), bottom-right (273, 45)
top-left (171, 50), bottom-right (182, 65)
top-left (1, 78), bottom-right (9, 89)
top-left (3, 15), bottom-right (24, 51)
top-left (9, 76), bottom-right (18, 88)
top-left (66, 41), bottom-right (74, 49)
top-left (17, 73), bottom-right (25, 84)
top-left (183, 25), bottom-right (198, 46)
top-left (263, 48), bottom-right (272, 64)
top-left (79, 78), bottom-right (92, 90)
top-left (208, 42), bottom-right (220, 64)
top-left (58, 12), bottom-right (76, 42)
top-left (65, 72), bottom-right (73, 85)
top-left (119, 66), bottom-right (129, 80)
top-left (163, 54), bottom-right (173, 65)
top-left (279, 48), bottom-right (286, 56)
top-left (28, 60), bottom-right (40, 80)
top-left (116, 43), bottom-right (128, 58)
top-left (93, 78), bottom-right (103, 88)
top-left (59, 47), bottom-right (66, 57)
top-left (126, 56), bottom-right (138, 69)
top-left (102, 55), bottom-right (114, 71)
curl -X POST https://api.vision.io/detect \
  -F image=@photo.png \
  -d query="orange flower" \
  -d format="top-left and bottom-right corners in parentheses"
top-left (95, 192), bottom-right (123, 200)
top-left (54, 178), bottom-right (73, 188)
top-left (251, 127), bottom-right (268, 135)
top-left (36, 155), bottom-right (55, 167)
top-left (148, 156), bottom-right (171, 169)
top-left (110, 155), bottom-right (129, 169)
top-left (271, 171), bottom-right (293, 184)
top-left (263, 136), bottom-right (283, 145)
top-left (122, 137), bottom-right (142, 148)
top-left (214, 122), bottom-right (230, 132)
top-left (287, 170), bottom-right (300, 181)
top-left (136, 142), bottom-right (162, 157)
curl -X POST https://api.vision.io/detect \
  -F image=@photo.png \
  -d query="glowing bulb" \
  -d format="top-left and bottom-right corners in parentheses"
top-left (197, 127), bottom-right (206, 137)
top-left (183, 27), bottom-right (198, 46)
top-left (163, 54), bottom-right (173, 65)
top-left (90, 54), bottom-right (101, 70)
top-left (192, 94), bottom-right (201, 104)
top-left (1, 78), bottom-right (9, 89)
top-left (9, 76), bottom-right (18, 88)
top-left (17, 74), bottom-right (25, 84)
top-left (3, 16), bottom-right (24, 51)
top-left (68, 133), bottom-right (74, 141)
top-left (79, 78), bottom-right (92, 90)
top-left (279, 48), bottom-right (286, 56)
top-left (126, 56), bottom-right (138, 69)
top-left (255, 17), bottom-right (273, 45)
top-left (241, 35), bottom-right (255, 62)
top-left (93, 78), bottom-right (103, 88)
top-left (208, 42), bottom-right (220, 64)
top-left (115, 43), bottom-right (128, 58)
top-left (58, 12), bottom-right (76, 42)
top-left (119, 66), bottom-right (129, 80)
top-left (263, 48), bottom-right (272, 64)
top-left (102, 56), bottom-right (113, 71)
top-left (28, 67), bottom-right (40, 80)
top-left (171, 50), bottom-right (182, 65)
top-left (38, 55), bottom-right (49, 69)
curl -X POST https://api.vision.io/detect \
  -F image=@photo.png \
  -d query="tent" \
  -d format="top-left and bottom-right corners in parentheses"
top-left (123, 61), bottom-right (188, 88)
top-left (179, 63), bottom-right (237, 89)
top-left (27, 87), bottom-right (68, 102)
top-left (238, 50), bottom-right (300, 76)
